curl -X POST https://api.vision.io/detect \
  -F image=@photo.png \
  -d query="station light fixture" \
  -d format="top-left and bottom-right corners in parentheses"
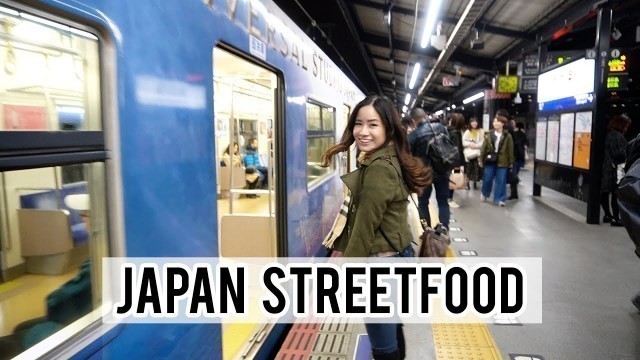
top-left (420, 0), bottom-right (442, 48)
top-left (434, 110), bottom-right (444, 116)
top-left (463, 91), bottom-right (485, 104)
top-left (409, 63), bottom-right (421, 89)
top-left (404, 93), bottom-right (411, 105)
top-left (451, 104), bottom-right (456, 109)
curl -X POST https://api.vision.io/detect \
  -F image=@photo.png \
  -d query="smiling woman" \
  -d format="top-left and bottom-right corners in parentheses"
top-left (353, 105), bottom-right (386, 153)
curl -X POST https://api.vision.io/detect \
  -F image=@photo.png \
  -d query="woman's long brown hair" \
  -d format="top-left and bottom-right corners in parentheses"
top-left (321, 95), bottom-right (431, 193)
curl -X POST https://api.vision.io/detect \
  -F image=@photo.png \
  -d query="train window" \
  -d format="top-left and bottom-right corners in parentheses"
top-left (0, 5), bottom-right (101, 131)
top-left (306, 101), bottom-right (336, 186)
top-left (0, 5), bottom-right (108, 358)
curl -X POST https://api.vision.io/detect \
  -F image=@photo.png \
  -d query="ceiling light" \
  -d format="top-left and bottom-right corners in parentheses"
top-left (409, 63), bottom-right (421, 89)
top-left (420, 0), bottom-right (443, 48)
top-left (404, 94), bottom-right (411, 105)
top-left (463, 91), bottom-right (485, 104)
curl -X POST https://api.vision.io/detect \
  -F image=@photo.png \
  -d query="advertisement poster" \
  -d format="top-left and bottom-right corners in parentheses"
top-left (573, 111), bottom-right (592, 170)
top-left (3, 104), bottom-right (47, 130)
top-left (546, 115), bottom-right (560, 163)
top-left (535, 117), bottom-right (547, 160)
top-left (558, 113), bottom-right (575, 166)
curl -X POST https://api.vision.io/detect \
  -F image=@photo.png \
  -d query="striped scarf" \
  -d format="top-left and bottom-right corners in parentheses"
top-left (322, 193), bottom-right (350, 249)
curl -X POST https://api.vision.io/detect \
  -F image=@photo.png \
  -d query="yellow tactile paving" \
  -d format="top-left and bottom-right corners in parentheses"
top-left (429, 204), bottom-right (503, 360)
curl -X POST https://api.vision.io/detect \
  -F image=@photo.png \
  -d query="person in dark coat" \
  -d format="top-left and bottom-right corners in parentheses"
top-left (447, 113), bottom-right (466, 208)
top-left (601, 114), bottom-right (631, 227)
top-left (618, 132), bottom-right (640, 311)
top-left (509, 122), bottom-right (529, 200)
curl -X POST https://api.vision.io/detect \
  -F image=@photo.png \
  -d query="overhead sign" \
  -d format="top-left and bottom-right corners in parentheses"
top-left (497, 75), bottom-right (519, 93)
top-left (442, 75), bottom-right (460, 87)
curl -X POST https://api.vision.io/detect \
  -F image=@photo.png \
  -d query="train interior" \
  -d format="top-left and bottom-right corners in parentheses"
top-left (0, 7), bottom-right (109, 359)
top-left (213, 47), bottom-right (279, 359)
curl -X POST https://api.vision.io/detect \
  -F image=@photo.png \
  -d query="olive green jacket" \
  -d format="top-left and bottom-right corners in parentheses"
top-left (480, 130), bottom-right (514, 168)
top-left (332, 145), bottom-right (412, 257)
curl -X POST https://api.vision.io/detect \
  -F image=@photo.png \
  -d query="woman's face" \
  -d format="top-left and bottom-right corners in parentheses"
top-left (233, 143), bottom-right (239, 153)
top-left (493, 118), bottom-right (504, 131)
top-left (353, 104), bottom-right (387, 153)
top-left (470, 119), bottom-right (478, 129)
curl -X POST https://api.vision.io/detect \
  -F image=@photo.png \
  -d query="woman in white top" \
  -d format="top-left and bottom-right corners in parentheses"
top-left (462, 117), bottom-right (484, 190)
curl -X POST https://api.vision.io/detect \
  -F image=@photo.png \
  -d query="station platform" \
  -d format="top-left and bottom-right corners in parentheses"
top-left (275, 165), bottom-right (640, 359)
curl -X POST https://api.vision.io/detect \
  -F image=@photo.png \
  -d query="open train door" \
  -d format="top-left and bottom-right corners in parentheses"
top-left (213, 46), bottom-right (282, 359)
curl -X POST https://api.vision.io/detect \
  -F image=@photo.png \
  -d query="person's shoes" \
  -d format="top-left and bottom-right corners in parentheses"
top-left (473, 182), bottom-right (478, 190)
top-left (508, 194), bottom-right (519, 200)
top-left (481, 195), bottom-right (487, 202)
top-left (498, 201), bottom-right (506, 207)
top-left (610, 218), bottom-right (624, 227)
top-left (465, 184), bottom-right (471, 190)
top-left (448, 199), bottom-right (460, 208)
top-left (396, 324), bottom-right (405, 359)
top-left (603, 215), bottom-right (613, 223)
top-left (372, 349), bottom-right (402, 360)
top-left (632, 293), bottom-right (640, 312)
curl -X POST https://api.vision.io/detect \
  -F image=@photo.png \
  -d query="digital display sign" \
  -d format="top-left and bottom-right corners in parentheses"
top-left (497, 75), bottom-right (519, 93)
top-left (537, 58), bottom-right (595, 112)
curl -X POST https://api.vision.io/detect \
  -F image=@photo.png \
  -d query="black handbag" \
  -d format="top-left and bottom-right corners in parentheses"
top-left (485, 152), bottom-right (498, 164)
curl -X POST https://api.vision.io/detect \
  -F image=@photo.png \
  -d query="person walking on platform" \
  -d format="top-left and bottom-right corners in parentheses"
top-left (447, 113), bottom-right (466, 208)
top-left (601, 114), bottom-right (631, 227)
top-left (408, 108), bottom-right (451, 228)
top-left (321, 95), bottom-right (431, 360)
top-left (462, 116), bottom-right (484, 190)
top-left (479, 113), bottom-right (514, 206)
top-left (509, 122), bottom-right (529, 200)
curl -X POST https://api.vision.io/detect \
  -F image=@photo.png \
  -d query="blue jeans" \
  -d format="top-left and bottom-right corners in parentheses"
top-left (482, 164), bottom-right (508, 203)
top-left (365, 245), bottom-right (413, 354)
top-left (418, 172), bottom-right (450, 228)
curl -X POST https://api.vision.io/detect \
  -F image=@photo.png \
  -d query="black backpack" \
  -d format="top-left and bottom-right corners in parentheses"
top-left (426, 122), bottom-right (460, 173)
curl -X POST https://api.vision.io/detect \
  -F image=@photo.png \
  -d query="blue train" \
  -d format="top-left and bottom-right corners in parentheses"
top-left (0, 0), bottom-right (362, 358)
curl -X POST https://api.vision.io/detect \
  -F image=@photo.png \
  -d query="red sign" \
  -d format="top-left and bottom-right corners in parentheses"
top-left (3, 105), bottom-right (47, 130)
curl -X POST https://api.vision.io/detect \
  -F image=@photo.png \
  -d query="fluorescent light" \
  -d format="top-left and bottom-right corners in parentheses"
top-left (0, 6), bottom-right (19, 16)
top-left (20, 13), bottom-right (70, 32)
top-left (420, 0), bottom-right (443, 48)
top-left (409, 63), bottom-right (421, 89)
top-left (462, 91), bottom-right (485, 104)
top-left (402, 105), bottom-right (408, 113)
top-left (404, 94), bottom-right (411, 105)
top-left (451, 104), bottom-right (456, 109)
top-left (435, 110), bottom-right (443, 116)
top-left (446, 107), bottom-right (450, 111)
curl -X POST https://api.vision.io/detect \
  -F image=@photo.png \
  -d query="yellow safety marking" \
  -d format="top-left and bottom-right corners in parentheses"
top-left (428, 204), bottom-right (503, 360)
top-left (0, 280), bottom-right (20, 295)
top-left (222, 322), bottom-right (261, 360)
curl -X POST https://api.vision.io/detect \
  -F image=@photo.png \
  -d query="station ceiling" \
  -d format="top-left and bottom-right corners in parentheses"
top-left (273, 0), bottom-right (639, 112)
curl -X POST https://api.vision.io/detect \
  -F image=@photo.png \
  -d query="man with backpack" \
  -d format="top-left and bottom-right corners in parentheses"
top-left (409, 108), bottom-right (458, 229)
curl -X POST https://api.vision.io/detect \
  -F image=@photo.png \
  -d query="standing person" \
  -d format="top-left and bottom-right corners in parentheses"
top-left (321, 95), bottom-right (430, 360)
top-left (462, 116), bottom-right (485, 190)
top-left (479, 113), bottom-right (514, 206)
top-left (509, 122), bottom-right (529, 200)
top-left (447, 113), bottom-right (466, 208)
top-left (601, 114), bottom-right (631, 226)
top-left (408, 108), bottom-right (451, 228)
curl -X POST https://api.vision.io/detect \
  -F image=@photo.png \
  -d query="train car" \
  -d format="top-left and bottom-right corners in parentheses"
top-left (0, 0), bottom-right (363, 359)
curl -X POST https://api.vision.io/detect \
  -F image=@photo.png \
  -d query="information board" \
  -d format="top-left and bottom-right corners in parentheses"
top-left (535, 117), bottom-right (547, 160)
top-left (558, 113), bottom-right (575, 166)
top-left (2, 104), bottom-right (47, 130)
top-left (546, 115), bottom-right (560, 163)
top-left (573, 111), bottom-right (592, 170)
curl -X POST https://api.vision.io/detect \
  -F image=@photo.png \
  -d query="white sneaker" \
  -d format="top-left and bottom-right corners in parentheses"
top-left (448, 199), bottom-right (460, 208)
top-left (499, 201), bottom-right (506, 207)
top-left (481, 195), bottom-right (487, 202)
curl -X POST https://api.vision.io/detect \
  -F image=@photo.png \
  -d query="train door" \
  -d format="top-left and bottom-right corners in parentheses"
top-left (213, 46), bottom-right (279, 359)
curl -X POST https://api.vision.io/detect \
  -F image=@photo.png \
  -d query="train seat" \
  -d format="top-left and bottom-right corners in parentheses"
top-left (17, 182), bottom-right (89, 275)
